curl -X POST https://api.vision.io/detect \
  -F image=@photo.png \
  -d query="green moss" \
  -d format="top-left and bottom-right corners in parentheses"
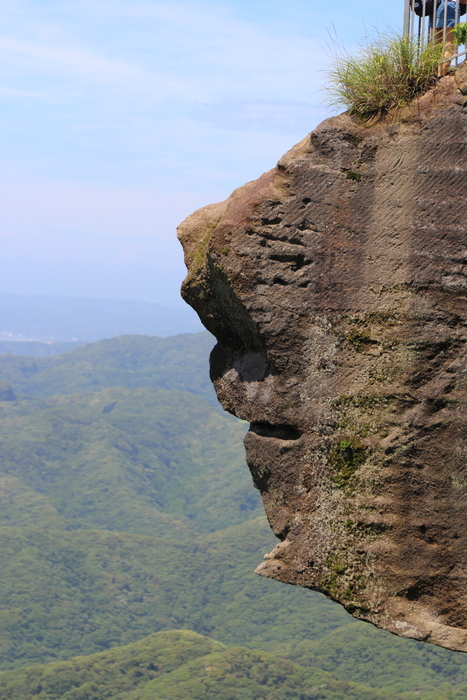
top-left (320, 569), bottom-right (343, 597)
top-left (345, 329), bottom-right (377, 351)
top-left (345, 600), bottom-right (372, 615)
top-left (191, 216), bottom-right (223, 274)
top-left (329, 438), bottom-right (367, 488)
top-left (367, 368), bottom-right (389, 385)
top-left (320, 550), bottom-right (373, 615)
top-left (333, 562), bottom-right (347, 575)
top-left (334, 393), bottom-right (389, 410)
top-left (349, 311), bottom-right (399, 328)
top-left (342, 169), bottom-right (362, 182)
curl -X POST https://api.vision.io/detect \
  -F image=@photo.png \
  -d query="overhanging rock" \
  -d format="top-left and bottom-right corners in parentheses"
top-left (178, 73), bottom-right (467, 651)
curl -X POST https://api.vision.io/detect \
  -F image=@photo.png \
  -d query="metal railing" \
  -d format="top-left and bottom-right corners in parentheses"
top-left (403, 0), bottom-right (467, 68)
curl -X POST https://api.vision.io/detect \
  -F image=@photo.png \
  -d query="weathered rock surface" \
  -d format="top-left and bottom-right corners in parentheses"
top-left (178, 74), bottom-right (467, 651)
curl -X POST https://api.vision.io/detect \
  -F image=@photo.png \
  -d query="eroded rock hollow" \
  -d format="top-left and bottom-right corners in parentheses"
top-left (178, 74), bottom-right (467, 651)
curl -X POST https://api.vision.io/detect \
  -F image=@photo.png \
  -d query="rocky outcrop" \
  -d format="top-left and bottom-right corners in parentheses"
top-left (178, 71), bottom-right (467, 651)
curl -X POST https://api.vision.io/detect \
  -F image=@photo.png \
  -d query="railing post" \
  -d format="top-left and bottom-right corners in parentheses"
top-left (403, 0), bottom-right (411, 35)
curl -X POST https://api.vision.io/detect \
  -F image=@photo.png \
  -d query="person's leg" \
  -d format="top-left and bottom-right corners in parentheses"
top-left (435, 1), bottom-right (457, 76)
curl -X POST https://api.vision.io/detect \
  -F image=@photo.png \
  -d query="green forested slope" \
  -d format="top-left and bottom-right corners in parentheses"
top-left (2, 518), bottom-right (467, 694)
top-left (0, 333), bottom-right (216, 404)
top-left (0, 387), bottom-right (257, 534)
top-left (1, 335), bottom-right (467, 698)
top-left (0, 629), bottom-right (406, 700)
top-left (0, 520), bottom-right (350, 670)
top-left (281, 625), bottom-right (467, 695)
top-left (133, 639), bottom-right (386, 700)
top-left (0, 631), bottom-right (224, 700)
top-left (2, 630), bottom-right (467, 700)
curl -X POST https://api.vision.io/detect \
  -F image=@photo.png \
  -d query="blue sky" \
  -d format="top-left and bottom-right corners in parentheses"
top-left (0, 0), bottom-right (402, 307)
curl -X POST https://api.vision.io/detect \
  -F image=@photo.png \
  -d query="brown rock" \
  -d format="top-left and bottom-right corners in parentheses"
top-left (178, 80), bottom-right (467, 651)
top-left (455, 60), bottom-right (467, 95)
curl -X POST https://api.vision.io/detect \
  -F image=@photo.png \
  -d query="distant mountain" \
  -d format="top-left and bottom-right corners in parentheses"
top-left (0, 293), bottom-right (202, 342)
top-left (0, 332), bottom-right (217, 404)
top-left (0, 340), bottom-right (86, 357)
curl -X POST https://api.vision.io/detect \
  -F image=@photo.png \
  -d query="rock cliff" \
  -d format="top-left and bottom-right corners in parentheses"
top-left (178, 71), bottom-right (467, 651)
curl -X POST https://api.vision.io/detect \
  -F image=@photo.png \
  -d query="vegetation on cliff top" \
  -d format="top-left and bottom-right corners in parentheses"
top-left (328, 33), bottom-right (443, 120)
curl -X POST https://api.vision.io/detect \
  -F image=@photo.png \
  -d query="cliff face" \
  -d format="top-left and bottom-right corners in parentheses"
top-left (178, 72), bottom-right (467, 652)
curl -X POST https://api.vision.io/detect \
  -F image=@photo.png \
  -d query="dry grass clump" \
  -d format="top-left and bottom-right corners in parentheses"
top-left (327, 33), bottom-right (443, 120)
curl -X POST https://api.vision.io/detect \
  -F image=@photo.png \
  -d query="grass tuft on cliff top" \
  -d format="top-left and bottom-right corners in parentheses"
top-left (327, 33), bottom-right (443, 120)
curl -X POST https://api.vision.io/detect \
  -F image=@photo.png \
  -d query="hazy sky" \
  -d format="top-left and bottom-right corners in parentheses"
top-left (0, 0), bottom-right (402, 307)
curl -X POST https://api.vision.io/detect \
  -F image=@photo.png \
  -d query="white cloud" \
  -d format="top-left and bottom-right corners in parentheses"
top-left (0, 0), bottom-right (328, 103)
top-left (0, 35), bottom-right (143, 79)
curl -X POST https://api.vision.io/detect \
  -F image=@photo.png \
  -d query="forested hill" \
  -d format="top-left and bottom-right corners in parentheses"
top-left (2, 333), bottom-right (467, 699)
top-left (0, 332), bottom-right (216, 403)
top-left (0, 386), bottom-right (256, 534)
top-left (0, 630), bottom-right (407, 700)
